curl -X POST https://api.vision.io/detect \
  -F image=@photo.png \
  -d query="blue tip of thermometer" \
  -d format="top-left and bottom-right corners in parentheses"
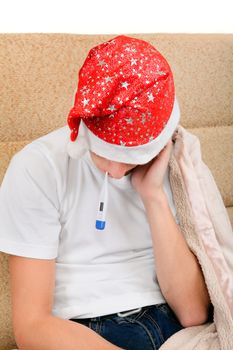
top-left (96, 171), bottom-right (108, 230)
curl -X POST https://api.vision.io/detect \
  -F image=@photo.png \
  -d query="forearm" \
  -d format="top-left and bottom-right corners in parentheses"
top-left (143, 190), bottom-right (210, 327)
top-left (16, 314), bottom-right (123, 350)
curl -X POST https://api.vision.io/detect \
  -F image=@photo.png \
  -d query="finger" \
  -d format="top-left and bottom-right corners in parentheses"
top-left (158, 139), bottom-right (172, 157)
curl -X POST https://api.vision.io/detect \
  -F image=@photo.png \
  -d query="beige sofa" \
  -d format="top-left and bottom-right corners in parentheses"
top-left (0, 33), bottom-right (232, 350)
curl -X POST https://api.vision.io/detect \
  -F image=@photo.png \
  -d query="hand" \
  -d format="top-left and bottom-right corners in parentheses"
top-left (131, 139), bottom-right (173, 202)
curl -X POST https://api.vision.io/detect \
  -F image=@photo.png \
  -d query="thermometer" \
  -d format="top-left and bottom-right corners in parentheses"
top-left (96, 171), bottom-right (108, 230)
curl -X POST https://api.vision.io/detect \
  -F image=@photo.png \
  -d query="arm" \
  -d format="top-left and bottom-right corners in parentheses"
top-left (143, 190), bottom-right (211, 327)
top-left (9, 255), bottom-right (123, 350)
top-left (131, 140), bottom-right (211, 327)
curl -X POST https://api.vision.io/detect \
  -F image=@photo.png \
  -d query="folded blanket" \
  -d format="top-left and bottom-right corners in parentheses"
top-left (160, 125), bottom-right (233, 349)
top-left (175, 125), bottom-right (233, 314)
top-left (160, 323), bottom-right (220, 349)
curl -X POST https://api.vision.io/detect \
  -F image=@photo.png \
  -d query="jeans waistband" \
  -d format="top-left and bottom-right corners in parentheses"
top-left (70, 304), bottom-right (157, 322)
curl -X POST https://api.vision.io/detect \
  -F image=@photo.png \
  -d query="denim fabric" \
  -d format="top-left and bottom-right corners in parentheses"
top-left (69, 303), bottom-right (184, 350)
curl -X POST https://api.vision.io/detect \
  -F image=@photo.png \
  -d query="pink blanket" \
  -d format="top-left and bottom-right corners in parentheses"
top-left (160, 125), bottom-right (233, 349)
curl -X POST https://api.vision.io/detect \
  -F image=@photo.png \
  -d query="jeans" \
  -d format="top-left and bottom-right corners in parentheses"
top-left (69, 303), bottom-right (184, 350)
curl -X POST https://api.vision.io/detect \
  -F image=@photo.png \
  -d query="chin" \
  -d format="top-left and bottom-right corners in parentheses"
top-left (109, 174), bottom-right (124, 179)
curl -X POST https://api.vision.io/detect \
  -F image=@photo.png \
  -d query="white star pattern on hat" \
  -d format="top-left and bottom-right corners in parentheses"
top-left (125, 118), bottom-right (133, 124)
top-left (121, 81), bottom-right (130, 89)
top-left (82, 98), bottom-right (90, 107)
top-left (105, 76), bottom-right (113, 83)
top-left (130, 58), bottom-right (137, 66)
top-left (107, 105), bottom-right (116, 112)
top-left (148, 93), bottom-right (155, 102)
top-left (98, 60), bottom-right (107, 67)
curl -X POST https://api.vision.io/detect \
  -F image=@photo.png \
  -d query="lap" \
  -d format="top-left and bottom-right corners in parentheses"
top-left (70, 303), bottom-right (184, 350)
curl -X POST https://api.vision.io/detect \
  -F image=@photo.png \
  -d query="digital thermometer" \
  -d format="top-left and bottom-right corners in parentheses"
top-left (96, 171), bottom-right (108, 230)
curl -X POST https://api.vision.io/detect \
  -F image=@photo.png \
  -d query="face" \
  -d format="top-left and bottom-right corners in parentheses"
top-left (90, 151), bottom-right (138, 179)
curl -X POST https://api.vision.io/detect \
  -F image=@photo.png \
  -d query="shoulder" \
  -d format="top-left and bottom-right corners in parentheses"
top-left (13, 125), bottom-right (70, 168)
top-left (4, 125), bottom-right (71, 205)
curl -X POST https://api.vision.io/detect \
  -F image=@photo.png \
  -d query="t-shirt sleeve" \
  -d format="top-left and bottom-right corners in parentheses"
top-left (0, 145), bottom-right (61, 259)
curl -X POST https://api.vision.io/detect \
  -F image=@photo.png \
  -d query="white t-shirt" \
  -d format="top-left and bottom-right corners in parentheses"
top-left (0, 125), bottom-right (180, 319)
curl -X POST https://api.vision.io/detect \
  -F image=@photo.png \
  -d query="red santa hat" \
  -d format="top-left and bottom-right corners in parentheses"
top-left (66, 35), bottom-right (180, 164)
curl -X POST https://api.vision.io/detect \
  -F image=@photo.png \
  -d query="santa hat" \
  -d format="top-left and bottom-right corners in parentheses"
top-left (66, 34), bottom-right (180, 164)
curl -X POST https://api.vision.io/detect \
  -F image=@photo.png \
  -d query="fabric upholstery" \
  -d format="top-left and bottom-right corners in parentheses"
top-left (0, 33), bottom-right (232, 350)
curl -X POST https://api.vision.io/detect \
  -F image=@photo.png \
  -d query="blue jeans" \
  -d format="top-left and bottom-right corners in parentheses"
top-left (69, 303), bottom-right (184, 349)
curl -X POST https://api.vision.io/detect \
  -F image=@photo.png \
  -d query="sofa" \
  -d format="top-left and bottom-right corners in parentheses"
top-left (0, 33), bottom-right (232, 350)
